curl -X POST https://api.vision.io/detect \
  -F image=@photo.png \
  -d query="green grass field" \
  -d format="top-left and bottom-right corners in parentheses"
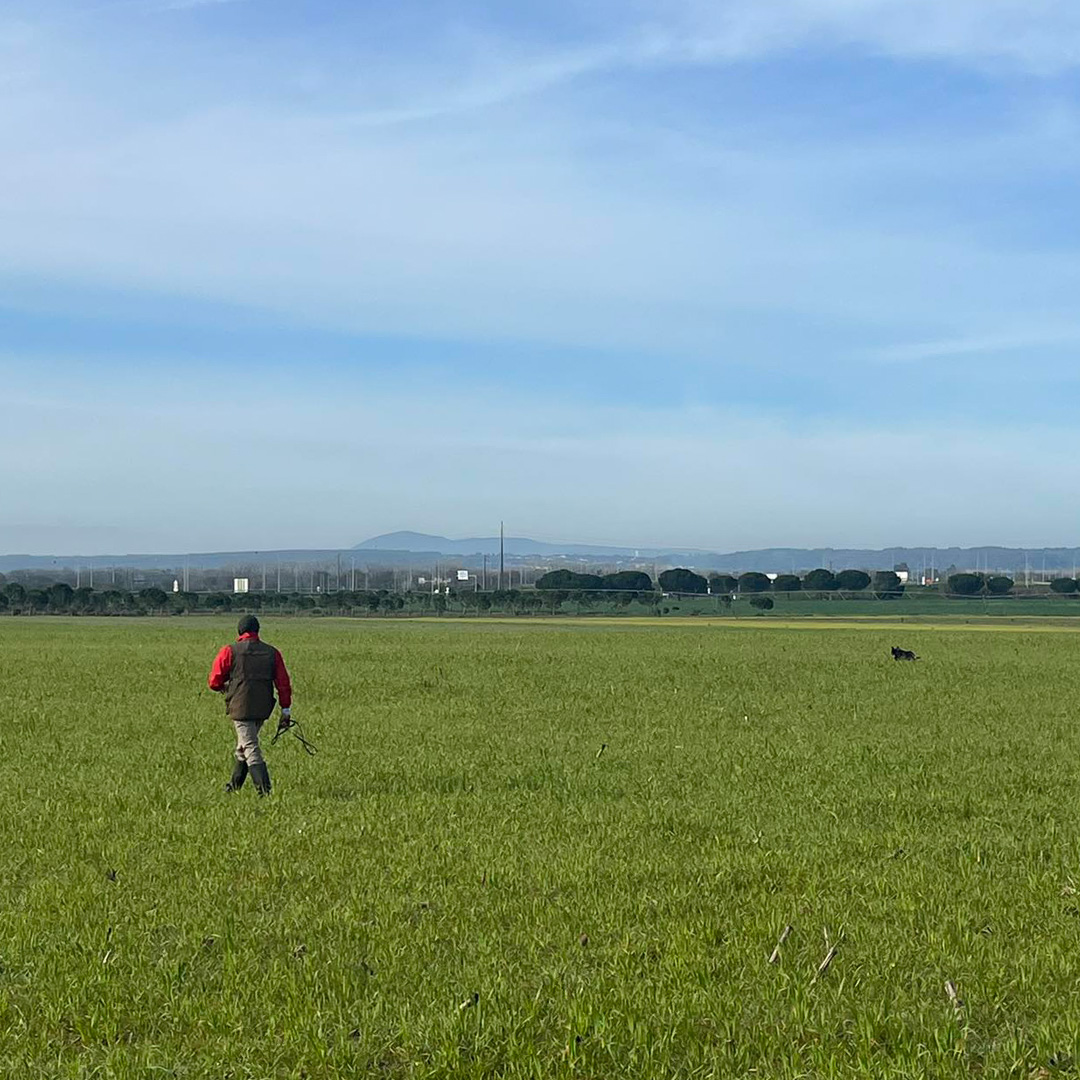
top-left (4, 617), bottom-right (1080, 1078)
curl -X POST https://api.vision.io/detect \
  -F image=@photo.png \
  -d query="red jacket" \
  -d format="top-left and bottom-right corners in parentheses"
top-left (208, 633), bottom-right (292, 708)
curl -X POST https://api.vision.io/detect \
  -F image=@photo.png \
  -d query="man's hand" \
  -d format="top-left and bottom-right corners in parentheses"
top-left (277, 707), bottom-right (293, 732)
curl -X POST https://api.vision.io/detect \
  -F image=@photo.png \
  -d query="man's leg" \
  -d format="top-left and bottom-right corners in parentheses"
top-left (225, 755), bottom-right (248, 793)
top-left (225, 725), bottom-right (250, 791)
top-left (234, 719), bottom-right (271, 795)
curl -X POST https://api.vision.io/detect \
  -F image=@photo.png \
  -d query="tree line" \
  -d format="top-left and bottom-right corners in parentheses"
top-left (0, 581), bottom-right (623, 617)
top-left (2, 569), bottom-right (1063, 618)
top-left (534, 568), bottom-right (1072, 600)
top-left (0, 582), bottom-right (434, 616)
top-left (535, 567), bottom-right (907, 598)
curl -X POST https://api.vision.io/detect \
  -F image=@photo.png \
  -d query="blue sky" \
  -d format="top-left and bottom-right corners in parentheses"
top-left (4, 0), bottom-right (1080, 554)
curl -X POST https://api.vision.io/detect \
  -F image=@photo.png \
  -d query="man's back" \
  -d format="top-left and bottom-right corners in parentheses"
top-left (225, 636), bottom-right (278, 721)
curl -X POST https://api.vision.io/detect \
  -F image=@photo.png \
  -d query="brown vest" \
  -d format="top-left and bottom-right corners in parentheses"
top-left (225, 638), bottom-right (277, 720)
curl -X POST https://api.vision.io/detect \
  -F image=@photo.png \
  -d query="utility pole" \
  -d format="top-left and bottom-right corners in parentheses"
top-left (276, 562), bottom-right (281, 592)
top-left (483, 554), bottom-right (488, 590)
top-left (499, 521), bottom-right (505, 591)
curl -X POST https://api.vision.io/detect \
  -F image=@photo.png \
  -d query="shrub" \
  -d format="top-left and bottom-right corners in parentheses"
top-left (986, 576), bottom-right (1014, 595)
top-left (749, 596), bottom-right (774, 610)
top-left (772, 574), bottom-right (802, 592)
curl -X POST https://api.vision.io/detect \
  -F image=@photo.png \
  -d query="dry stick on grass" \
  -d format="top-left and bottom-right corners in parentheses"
top-left (769, 924), bottom-right (793, 964)
top-left (945, 980), bottom-right (964, 1019)
top-left (811, 945), bottom-right (839, 985)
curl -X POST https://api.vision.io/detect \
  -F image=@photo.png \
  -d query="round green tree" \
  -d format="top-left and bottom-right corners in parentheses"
top-left (948, 573), bottom-right (985, 596)
top-left (737, 572), bottom-right (772, 593)
top-left (803, 568), bottom-right (838, 591)
top-left (873, 571), bottom-right (904, 600)
top-left (835, 570), bottom-right (871, 591)
top-left (658, 568), bottom-right (709, 594)
top-left (772, 574), bottom-right (802, 592)
top-left (1050, 577), bottom-right (1079, 594)
top-left (708, 574), bottom-right (739, 594)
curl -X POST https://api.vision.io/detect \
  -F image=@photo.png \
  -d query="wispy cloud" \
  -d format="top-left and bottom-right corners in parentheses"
top-left (639, 0), bottom-right (1080, 75)
top-left (868, 328), bottom-right (1080, 365)
top-left (374, 0), bottom-right (1080, 121)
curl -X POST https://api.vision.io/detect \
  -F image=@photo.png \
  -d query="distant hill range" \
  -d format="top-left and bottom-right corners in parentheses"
top-left (352, 531), bottom-right (660, 558)
top-left (354, 534), bottom-right (1080, 575)
top-left (2, 534), bottom-right (1078, 576)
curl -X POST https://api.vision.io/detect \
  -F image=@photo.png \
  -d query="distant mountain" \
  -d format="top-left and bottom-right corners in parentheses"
top-left (353, 531), bottom-right (667, 558)
top-left (0, 549), bottom-right (355, 574)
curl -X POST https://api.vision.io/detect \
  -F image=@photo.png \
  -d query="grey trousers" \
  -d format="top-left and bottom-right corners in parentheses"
top-left (233, 719), bottom-right (266, 768)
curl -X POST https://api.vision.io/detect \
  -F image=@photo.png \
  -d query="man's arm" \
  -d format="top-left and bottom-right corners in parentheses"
top-left (208, 645), bottom-right (233, 692)
top-left (273, 650), bottom-right (292, 710)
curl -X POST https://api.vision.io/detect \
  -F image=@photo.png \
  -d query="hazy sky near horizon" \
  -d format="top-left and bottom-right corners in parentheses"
top-left (4, 0), bottom-right (1080, 554)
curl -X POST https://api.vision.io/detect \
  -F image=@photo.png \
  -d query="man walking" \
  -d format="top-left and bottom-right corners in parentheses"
top-left (208, 614), bottom-right (292, 795)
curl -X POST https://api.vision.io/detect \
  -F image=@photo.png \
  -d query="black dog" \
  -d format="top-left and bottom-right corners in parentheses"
top-left (891, 645), bottom-right (918, 661)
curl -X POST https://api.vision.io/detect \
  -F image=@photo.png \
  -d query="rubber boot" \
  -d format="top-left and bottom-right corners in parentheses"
top-left (249, 762), bottom-right (272, 797)
top-left (224, 760), bottom-right (248, 793)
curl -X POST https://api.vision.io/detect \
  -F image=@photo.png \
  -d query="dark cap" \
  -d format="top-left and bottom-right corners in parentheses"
top-left (237, 614), bottom-right (260, 636)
